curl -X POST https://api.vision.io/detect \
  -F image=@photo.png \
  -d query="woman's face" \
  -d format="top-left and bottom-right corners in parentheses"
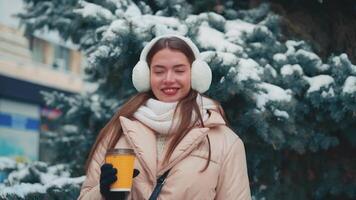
top-left (150, 48), bottom-right (191, 102)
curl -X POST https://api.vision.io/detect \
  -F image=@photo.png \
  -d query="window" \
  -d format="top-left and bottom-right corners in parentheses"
top-left (31, 37), bottom-right (45, 63)
top-left (53, 44), bottom-right (70, 72)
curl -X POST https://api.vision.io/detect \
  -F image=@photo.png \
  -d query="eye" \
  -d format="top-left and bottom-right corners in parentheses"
top-left (175, 69), bottom-right (185, 73)
top-left (154, 71), bottom-right (164, 74)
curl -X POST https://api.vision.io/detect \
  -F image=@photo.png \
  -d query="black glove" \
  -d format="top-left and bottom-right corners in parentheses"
top-left (100, 163), bottom-right (140, 200)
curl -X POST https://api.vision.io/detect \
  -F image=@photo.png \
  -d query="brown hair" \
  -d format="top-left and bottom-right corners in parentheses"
top-left (85, 37), bottom-right (228, 173)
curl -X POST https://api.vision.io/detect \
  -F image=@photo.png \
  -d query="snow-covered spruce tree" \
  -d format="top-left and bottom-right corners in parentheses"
top-left (0, 157), bottom-right (84, 199)
top-left (13, 1), bottom-right (356, 199)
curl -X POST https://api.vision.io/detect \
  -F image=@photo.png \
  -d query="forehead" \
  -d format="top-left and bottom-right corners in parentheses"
top-left (150, 48), bottom-right (190, 67)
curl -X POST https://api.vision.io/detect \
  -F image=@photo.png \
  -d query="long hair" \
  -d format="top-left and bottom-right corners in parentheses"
top-left (85, 37), bottom-right (228, 172)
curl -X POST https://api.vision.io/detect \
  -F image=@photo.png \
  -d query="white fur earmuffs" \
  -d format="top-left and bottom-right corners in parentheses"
top-left (132, 34), bottom-right (212, 93)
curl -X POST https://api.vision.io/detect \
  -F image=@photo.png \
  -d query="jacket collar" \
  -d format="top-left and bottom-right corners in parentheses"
top-left (119, 110), bottom-right (226, 182)
top-left (203, 109), bottom-right (226, 128)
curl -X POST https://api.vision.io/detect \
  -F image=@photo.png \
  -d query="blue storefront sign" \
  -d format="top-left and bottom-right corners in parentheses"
top-left (0, 112), bottom-right (39, 131)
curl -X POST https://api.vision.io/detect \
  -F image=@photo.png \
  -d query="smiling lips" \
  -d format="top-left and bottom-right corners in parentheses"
top-left (162, 88), bottom-right (179, 95)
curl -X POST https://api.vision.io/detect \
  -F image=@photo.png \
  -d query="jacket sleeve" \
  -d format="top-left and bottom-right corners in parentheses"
top-left (78, 139), bottom-right (109, 200)
top-left (215, 138), bottom-right (251, 200)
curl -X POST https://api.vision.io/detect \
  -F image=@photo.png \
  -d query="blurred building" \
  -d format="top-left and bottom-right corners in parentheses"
top-left (0, 0), bottom-right (85, 162)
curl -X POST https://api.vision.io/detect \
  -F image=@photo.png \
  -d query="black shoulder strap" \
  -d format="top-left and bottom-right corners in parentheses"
top-left (148, 169), bottom-right (171, 200)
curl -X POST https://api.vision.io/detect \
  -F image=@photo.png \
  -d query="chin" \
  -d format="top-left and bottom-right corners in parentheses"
top-left (160, 97), bottom-right (180, 102)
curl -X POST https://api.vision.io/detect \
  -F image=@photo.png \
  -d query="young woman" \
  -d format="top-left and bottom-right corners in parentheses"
top-left (78, 34), bottom-right (251, 200)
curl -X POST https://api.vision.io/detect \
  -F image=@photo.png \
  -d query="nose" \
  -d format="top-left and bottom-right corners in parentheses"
top-left (163, 71), bottom-right (175, 84)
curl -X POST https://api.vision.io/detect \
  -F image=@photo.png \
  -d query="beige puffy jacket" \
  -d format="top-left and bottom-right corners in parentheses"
top-left (78, 110), bottom-right (251, 200)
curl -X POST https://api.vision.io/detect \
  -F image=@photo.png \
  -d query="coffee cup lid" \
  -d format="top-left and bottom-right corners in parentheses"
top-left (106, 148), bottom-right (135, 155)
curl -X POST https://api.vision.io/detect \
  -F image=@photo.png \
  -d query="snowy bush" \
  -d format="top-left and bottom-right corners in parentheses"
top-left (0, 157), bottom-right (84, 200)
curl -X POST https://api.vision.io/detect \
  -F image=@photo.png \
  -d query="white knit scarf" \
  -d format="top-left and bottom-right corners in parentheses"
top-left (133, 94), bottom-right (217, 135)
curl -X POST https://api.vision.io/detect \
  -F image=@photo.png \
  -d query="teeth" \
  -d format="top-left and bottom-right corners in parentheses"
top-left (163, 88), bottom-right (177, 93)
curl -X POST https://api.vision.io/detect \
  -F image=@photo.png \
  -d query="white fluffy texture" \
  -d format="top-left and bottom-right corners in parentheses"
top-left (74, 1), bottom-right (115, 20)
top-left (133, 94), bottom-right (215, 134)
top-left (304, 75), bottom-right (334, 93)
top-left (273, 109), bottom-right (290, 119)
top-left (280, 64), bottom-right (303, 77)
top-left (200, 51), bottom-right (239, 66)
top-left (217, 52), bottom-right (240, 66)
top-left (197, 22), bottom-right (243, 54)
top-left (273, 53), bottom-right (287, 63)
top-left (124, 3), bottom-right (142, 18)
top-left (285, 40), bottom-right (304, 56)
top-left (131, 15), bottom-right (187, 36)
top-left (88, 45), bottom-right (111, 64)
top-left (225, 19), bottom-right (256, 43)
top-left (0, 157), bottom-right (16, 170)
top-left (198, 12), bottom-right (226, 25)
top-left (0, 159), bottom-right (84, 198)
top-left (200, 51), bottom-right (217, 63)
top-left (132, 61), bottom-right (150, 92)
top-left (331, 55), bottom-right (342, 66)
top-left (254, 83), bottom-right (293, 111)
top-left (185, 13), bottom-right (225, 29)
top-left (134, 94), bottom-right (216, 159)
top-left (265, 64), bottom-right (277, 78)
top-left (318, 64), bottom-right (330, 71)
top-left (191, 60), bottom-right (212, 93)
top-left (333, 54), bottom-right (356, 75)
top-left (342, 76), bottom-right (356, 94)
top-left (235, 58), bottom-right (263, 82)
top-left (0, 183), bottom-right (45, 198)
top-left (102, 19), bottom-right (128, 41)
top-left (62, 125), bottom-right (78, 133)
top-left (285, 40), bottom-right (304, 47)
top-left (256, 25), bottom-right (275, 39)
top-left (296, 49), bottom-right (322, 68)
top-left (83, 81), bottom-right (99, 93)
top-left (321, 87), bottom-right (335, 98)
top-left (6, 167), bottom-right (30, 185)
top-left (0, 177), bottom-right (85, 198)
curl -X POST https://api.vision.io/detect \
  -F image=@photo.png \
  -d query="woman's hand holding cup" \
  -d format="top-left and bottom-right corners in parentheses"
top-left (100, 148), bottom-right (138, 199)
top-left (99, 163), bottom-right (140, 199)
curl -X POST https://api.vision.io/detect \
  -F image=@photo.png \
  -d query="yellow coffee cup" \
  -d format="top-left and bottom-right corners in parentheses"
top-left (105, 148), bottom-right (136, 192)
